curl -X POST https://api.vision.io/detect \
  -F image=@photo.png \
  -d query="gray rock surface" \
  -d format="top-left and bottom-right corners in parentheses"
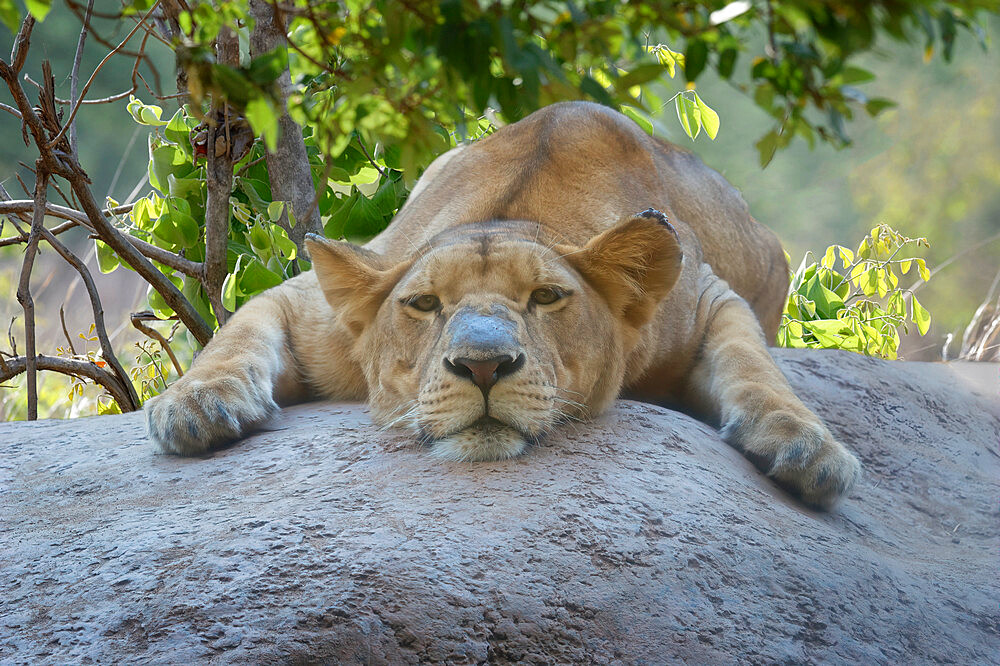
top-left (1, 349), bottom-right (998, 665)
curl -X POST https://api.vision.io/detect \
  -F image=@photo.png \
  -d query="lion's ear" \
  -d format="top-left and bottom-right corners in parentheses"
top-left (305, 234), bottom-right (406, 335)
top-left (561, 211), bottom-right (683, 329)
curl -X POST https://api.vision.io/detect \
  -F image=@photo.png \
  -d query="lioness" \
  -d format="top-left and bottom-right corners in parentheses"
top-left (146, 102), bottom-right (861, 508)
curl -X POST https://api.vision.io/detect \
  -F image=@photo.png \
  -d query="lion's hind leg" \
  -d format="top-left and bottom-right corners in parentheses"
top-left (685, 284), bottom-right (861, 509)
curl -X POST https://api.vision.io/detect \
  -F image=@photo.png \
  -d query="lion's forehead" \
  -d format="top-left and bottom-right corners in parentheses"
top-left (397, 237), bottom-right (576, 298)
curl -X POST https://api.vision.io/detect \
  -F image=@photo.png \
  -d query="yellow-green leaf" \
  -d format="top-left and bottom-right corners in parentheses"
top-left (675, 94), bottom-right (700, 139)
top-left (916, 258), bottom-right (930, 281)
top-left (912, 295), bottom-right (931, 335)
top-left (693, 92), bottom-right (720, 140)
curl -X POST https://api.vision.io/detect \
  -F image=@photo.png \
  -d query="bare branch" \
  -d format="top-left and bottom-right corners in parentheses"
top-left (0, 101), bottom-right (21, 119)
top-left (131, 311), bottom-right (185, 378)
top-left (25, 74), bottom-right (136, 106)
top-left (40, 227), bottom-right (140, 410)
top-left (59, 306), bottom-right (78, 356)
top-left (15, 162), bottom-right (48, 420)
top-left (47, 0), bottom-right (163, 149)
top-left (0, 200), bottom-right (204, 277)
top-left (0, 218), bottom-right (76, 248)
top-left (10, 15), bottom-right (35, 74)
top-left (0, 354), bottom-right (135, 412)
top-left (70, 0), bottom-right (97, 155)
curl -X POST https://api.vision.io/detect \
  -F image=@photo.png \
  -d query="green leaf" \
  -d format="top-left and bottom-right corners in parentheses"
top-left (0, 0), bottom-right (20, 33)
top-left (164, 109), bottom-right (193, 146)
top-left (271, 225), bottom-right (297, 261)
top-left (247, 47), bottom-right (289, 85)
top-left (692, 92), bottom-right (720, 140)
top-left (911, 295), bottom-right (931, 335)
top-left (221, 272), bottom-right (239, 312)
top-left (675, 94), bottom-right (700, 139)
top-left (24, 0), bottom-right (50, 22)
top-left (755, 130), bottom-right (778, 167)
top-left (238, 257), bottom-right (284, 294)
top-left (267, 201), bottom-right (285, 222)
top-left (822, 246), bottom-right (836, 269)
top-left (865, 98), bottom-right (896, 117)
top-left (246, 97), bottom-right (278, 153)
top-left (684, 39), bottom-right (708, 82)
top-left (620, 105), bottom-right (654, 136)
top-left (95, 240), bottom-right (119, 274)
top-left (916, 258), bottom-right (930, 281)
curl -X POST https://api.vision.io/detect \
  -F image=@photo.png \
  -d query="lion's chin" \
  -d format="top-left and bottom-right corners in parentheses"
top-left (427, 418), bottom-right (529, 462)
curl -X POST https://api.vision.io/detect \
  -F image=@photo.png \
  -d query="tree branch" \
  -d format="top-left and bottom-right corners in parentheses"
top-left (0, 200), bottom-right (204, 278)
top-left (40, 227), bottom-right (140, 410)
top-left (70, 0), bottom-right (96, 155)
top-left (15, 162), bottom-right (48, 420)
top-left (0, 354), bottom-right (134, 413)
top-left (131, 311), bottom-right (185, 378)
top-left (203, 27), bottom-right (241, 327)
top-left (0, 57), bottom-right (212, 342)
top-left (250, 0), bottom-right (323, 255)
top-left (47, 0), bottom-right (163, 149)
top-left (10, 15), bottom-right (35, 74)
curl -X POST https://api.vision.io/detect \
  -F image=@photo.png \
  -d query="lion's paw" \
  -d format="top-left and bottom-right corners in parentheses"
top-left (144, 374), bottom-right (278, 456)
top-left (722, 409), bottom-right (861, 509)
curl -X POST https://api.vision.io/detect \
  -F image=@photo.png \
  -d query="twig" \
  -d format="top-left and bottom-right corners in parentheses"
top-left (0, 101), bottom-right (21, 119)
top-left (47, 0), bottom-right (163, 149)
top-left (356, 136), bottom-right (388, 179)
top-left (59, 305), bottom-right (78, 355)
top-left (235, 154), bottom-right (267, 177)
top-left (24, 74), bottom-right (135, 106)
top-left (15, 162), bottom-right (48, 420)
top-left (70, 0), bottom-right (97, 155)
top-left (10, 15), bottom-right (35, 74)
top-left (131, 311), bottom-right (185, 378)
top-left (911, 231), bottom-right (1000, 294)
top-left (41, 227), bottom-right (140, 410)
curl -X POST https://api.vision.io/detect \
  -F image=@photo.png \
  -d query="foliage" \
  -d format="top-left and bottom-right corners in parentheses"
top-left (778, 225), bottom-right (933, 359)
top-left (132, 0), bottom-right (997, 168)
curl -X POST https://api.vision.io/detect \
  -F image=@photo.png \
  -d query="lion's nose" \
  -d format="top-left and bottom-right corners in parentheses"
top-left (445, 354), bottom-right (526, 394)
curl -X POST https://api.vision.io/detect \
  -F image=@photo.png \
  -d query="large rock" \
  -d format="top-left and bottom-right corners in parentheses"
top-left (1, 349), bottom-right (997, 664)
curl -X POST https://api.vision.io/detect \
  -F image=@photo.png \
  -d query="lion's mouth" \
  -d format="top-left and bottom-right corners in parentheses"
top-left (422, 416), bottom-right (539, 462)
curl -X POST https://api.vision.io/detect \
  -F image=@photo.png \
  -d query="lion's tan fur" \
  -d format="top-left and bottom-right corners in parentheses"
top-left (145, 102), bottom-right (860, 508)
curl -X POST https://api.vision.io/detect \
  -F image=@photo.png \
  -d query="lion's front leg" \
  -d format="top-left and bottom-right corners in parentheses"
top-left (685, 289), bottom-right (861, 509)
top-left (144, 289), bottom-right (303, 456)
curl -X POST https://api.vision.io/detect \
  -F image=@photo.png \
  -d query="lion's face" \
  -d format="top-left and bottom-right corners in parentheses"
top-left (308, 214), bottom-right (682, 461)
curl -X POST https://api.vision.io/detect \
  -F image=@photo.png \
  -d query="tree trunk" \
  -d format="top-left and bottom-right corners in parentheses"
top-left (248, 0), bottom-right (323, 257)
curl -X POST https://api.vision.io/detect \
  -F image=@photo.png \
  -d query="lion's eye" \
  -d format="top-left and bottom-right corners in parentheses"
top-left (530, 287), bottom-right (562, 305)
top-left (408, 294), bottom-right (441, 312)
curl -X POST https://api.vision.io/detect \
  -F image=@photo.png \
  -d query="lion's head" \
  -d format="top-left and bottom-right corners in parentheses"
top-left (305, 211), bottom-right (682, 461)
